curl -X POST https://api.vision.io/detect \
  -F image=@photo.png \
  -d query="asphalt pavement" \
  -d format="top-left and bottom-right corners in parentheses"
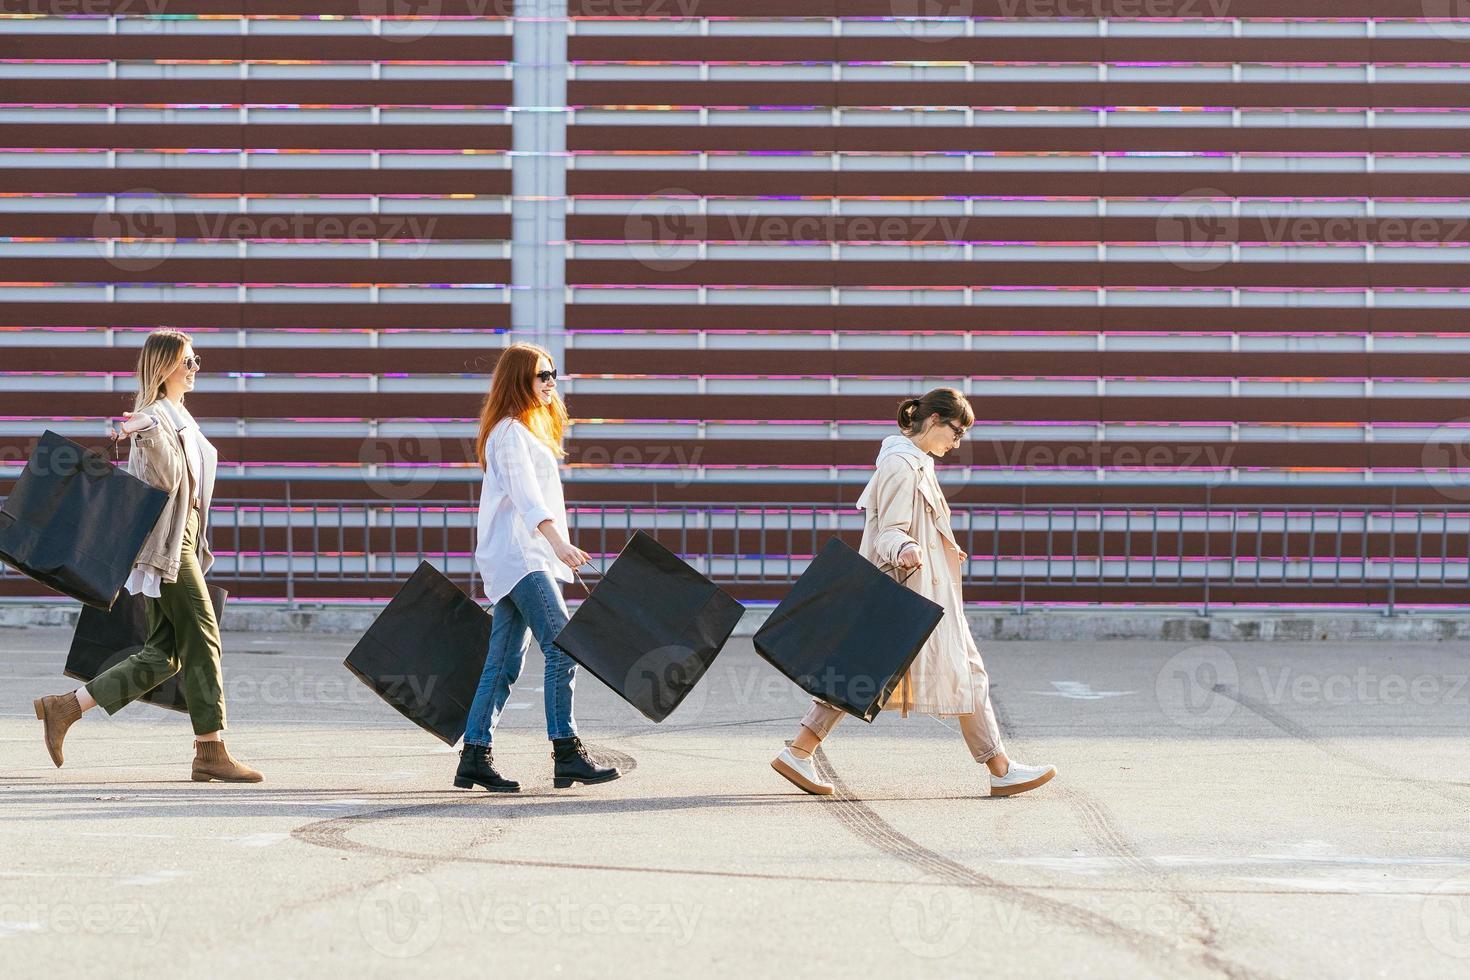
top-left (1, 628), bottom-right (1467, 979)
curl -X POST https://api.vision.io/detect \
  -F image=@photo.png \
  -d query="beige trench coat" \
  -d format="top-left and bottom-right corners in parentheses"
top-left (126, 402), bottom-right (217, 584)
top-left (856, 438), bottom-right (984, 717)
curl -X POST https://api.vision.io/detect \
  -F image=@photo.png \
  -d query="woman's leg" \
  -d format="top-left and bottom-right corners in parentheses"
top-left (771, 699), bottom-right (839, 795)
top-left (958, 652), bottom-right (1008, 773)
top-left (462, 593), bottom-right (530, 748)
top-left (82, 595), bottom-right (181, 717)
top-left (161, 513), bottom-right (227, 739)
top-left (509, 572), bottom-right (618, 786)
top-left (790, 700), bottom-right (844, 759)
top-left (37, 541), bottom-right (180, 766)
top-left (509, 572), bottom-right (578, 741)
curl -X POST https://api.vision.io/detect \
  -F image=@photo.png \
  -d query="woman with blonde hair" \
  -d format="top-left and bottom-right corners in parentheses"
top-left (771, 387), bottom-right (1056, 798)
top-left (33, 328), bottom-right (262, 782)
top-left (454, 343), bottom-right (619, 792)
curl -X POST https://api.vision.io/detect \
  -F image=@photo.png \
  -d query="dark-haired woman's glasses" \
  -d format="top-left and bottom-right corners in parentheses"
top-left (536, 369), bottom-right (557, 383)
top-left (946, 421), bottom-right (968, 441)
top-left (183, 355), bottom-right (203, 371)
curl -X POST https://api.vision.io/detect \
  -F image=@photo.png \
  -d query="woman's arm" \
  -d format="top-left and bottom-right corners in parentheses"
top-left (870, 460), bottom-right (923, 569)
top-left (118, 410), bottom-right (183, 492)
top-left (492, 423), bottom-right (589, 569)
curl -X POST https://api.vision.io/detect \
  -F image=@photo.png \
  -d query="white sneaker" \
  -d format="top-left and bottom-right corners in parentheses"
top-left (989, 760), bottom-right (1057, 797)
top-left (771, 746), bottom-right (833, 796)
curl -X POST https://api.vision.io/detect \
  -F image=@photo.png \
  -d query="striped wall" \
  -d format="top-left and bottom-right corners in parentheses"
top-left (561, 1), bottom-right (1470, 512)
top-left (4, 1), bottom-right (1470, 604)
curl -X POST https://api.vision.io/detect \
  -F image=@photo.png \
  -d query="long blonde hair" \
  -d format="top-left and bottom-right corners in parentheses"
top-left (475, 343), bottom-right (569, 467)
top-left (132, 328), bottom-right (192, 412)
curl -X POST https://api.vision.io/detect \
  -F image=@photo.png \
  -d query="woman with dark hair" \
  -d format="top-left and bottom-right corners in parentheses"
top-left (454, 343), bottom-right (620, 792)
top-left (771, 387), bottom-right (1056, 798)
top-left (33, 328), bottom-right (262, 783)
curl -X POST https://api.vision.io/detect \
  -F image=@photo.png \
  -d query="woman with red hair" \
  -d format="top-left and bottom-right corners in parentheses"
top-left (455, 343), bottom-right (619, 793)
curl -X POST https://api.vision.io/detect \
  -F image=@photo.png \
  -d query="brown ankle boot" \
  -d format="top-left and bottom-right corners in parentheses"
top-left (33, 692), bottom-right (82, 768)
top-left (191, 739), bottom-right (264, 783)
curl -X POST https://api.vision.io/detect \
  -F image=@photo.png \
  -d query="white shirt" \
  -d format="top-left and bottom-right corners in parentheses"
top-left (123, 400), bottom-right (207, 599)
top-left (474, 418), bottom-right (573, 605)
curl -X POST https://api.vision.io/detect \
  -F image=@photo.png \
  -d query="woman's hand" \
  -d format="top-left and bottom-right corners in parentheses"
top-left (553, 540), bottom-right (591, 570)
top-left (896, 543), bottom-right (923, 570)
top-left (109, 411), bottom-right (152, 440)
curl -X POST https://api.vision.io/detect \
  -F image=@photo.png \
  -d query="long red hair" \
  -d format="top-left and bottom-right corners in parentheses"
top-left (475, 343), bottom-right (569, 468)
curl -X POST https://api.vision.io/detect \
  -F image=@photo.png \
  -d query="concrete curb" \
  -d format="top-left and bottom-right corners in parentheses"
top-left (4, 602), bottom-right (1469, 642)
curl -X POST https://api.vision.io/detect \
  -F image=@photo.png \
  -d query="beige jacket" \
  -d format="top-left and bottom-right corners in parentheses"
top-left (125, 401), bottom-right (217, 583)
top-left (856, 435), bottom-right (984, 717)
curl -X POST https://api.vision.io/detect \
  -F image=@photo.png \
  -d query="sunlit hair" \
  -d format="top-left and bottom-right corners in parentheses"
top-left (132, 328), bottom-right (192, 412)
top-left (475, 343), bottom-right (568, 467)
top-left (897, 387), bottom-right (975, 434)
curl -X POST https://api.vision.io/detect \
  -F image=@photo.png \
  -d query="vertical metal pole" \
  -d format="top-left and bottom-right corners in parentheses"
top-left (1202, 484), bottom-right (1211, 616)
top-left (1386, 487), bottom-right (1398, 616)
top-left (285, 482), bottom-right (295, 609)
top-left (511, 0), bottom-right (569, 359)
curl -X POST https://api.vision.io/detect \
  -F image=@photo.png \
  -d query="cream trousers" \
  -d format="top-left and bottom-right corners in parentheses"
top-left (799, 654), bottom-right (1005, 763)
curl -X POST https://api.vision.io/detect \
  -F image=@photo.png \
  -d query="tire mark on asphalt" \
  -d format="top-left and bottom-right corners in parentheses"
top-left (613, 716), bottom-right (794, 738)
top-left (1211, 684), bottom-right (1465, 805)
top-left (258, 742), bottom-right (635, 926)
top-left (1065, 789), bottom-right (1222, 949)
top-left (590, 745), bottom-right (638, 775)
top-left (999, 676), bottom-right (1229, 957)
top-left (258, 798), bottom-right (499, 927)
top-left (812, 737), bottom-right (1264, 978)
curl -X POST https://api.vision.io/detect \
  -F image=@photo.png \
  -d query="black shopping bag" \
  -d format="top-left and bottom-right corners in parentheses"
top-left (553, 530), bottom-right (744, 723)
top-left (63, 586), bottom-right (230, 714)
top-left (753, 537), bottom-right (944, 722)
top-left (343, 561), bottom-right (491, 745)
top-left (0, 430), bottom-right (168, 609)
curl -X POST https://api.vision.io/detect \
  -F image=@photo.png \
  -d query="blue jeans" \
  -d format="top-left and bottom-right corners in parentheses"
top-left (463, 571), bottom-right (578, 745)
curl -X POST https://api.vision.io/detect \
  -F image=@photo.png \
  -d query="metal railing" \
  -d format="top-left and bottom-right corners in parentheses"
top-left (6, 485), bottom-right (1465, 613)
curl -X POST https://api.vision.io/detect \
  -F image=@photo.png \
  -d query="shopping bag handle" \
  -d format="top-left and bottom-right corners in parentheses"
top-left (878, 559), bottom-right (921, 586)
top-left (572, 554), bottom-right (605, 597)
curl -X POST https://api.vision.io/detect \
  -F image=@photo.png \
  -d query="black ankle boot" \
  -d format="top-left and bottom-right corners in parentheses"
top-left (551, 736), bottom-right (620, 789)
top-left (453, 745), bottom-right (519, 792)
